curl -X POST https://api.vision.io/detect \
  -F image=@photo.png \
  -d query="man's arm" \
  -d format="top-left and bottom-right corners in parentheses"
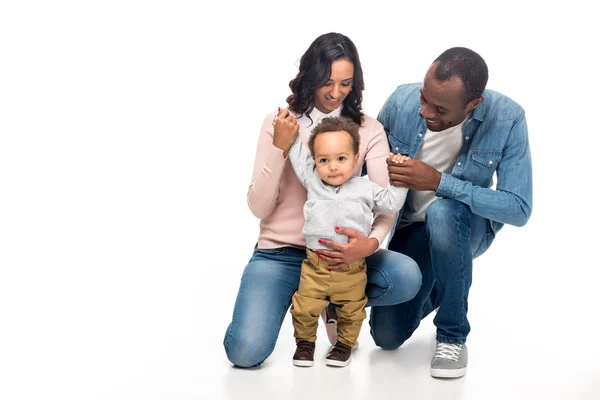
top-left (435, 114), bottom-right (532, 226)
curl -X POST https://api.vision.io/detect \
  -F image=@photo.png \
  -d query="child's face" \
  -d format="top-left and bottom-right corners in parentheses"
top-left (313, 130), bottom-right (359, 186)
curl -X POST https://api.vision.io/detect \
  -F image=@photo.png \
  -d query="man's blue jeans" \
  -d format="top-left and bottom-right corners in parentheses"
top-left (370, 199), bottom-right (495, 347)
top-left (224, 246), bottom-right (421, 367)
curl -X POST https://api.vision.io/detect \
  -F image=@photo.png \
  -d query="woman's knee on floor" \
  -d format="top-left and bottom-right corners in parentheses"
top-left (223, 319), bottom-right (278, 367)
top-left (223, 324), bottom-right (275, 368)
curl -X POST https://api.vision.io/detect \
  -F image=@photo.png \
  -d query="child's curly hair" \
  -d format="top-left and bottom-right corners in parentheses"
top-left (308, 116), bottom-right (360, 157)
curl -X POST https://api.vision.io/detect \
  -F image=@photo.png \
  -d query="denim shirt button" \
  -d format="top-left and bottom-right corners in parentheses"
top-left (458, 162), bottom-right (462, 166)
top-left (465, 136), bottom-right (470, 140)
top-left (395, 147), bottom-right (399, 151)
top-left (418, 133), bottom-right (423, 137)
top-left (488, 160), bottom-right (493, 165)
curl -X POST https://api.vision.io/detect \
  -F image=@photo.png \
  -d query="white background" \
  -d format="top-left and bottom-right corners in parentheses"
top-left (1, 1), bottom-right (598, 399)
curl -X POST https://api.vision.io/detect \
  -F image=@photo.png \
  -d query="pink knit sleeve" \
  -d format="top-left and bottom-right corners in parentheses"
top-left (247, 112), bottom-right (288, 219)
top-left (363, 118), bottom-right (397, 246)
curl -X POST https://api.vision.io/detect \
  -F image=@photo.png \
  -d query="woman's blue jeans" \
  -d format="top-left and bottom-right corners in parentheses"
top-left (370, 199), bottom-right (495, 347)
top-left (223, 246), bottom-right (421, 367)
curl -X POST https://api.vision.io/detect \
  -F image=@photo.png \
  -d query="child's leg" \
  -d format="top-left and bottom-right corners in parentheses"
top-left (290, 255), bottom-right (330, 343)
top-left (329, 258), bottom-right (368, 347)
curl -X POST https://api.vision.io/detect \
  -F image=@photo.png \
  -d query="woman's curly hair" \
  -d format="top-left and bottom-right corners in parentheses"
top-left (286, 32), bottom-right (365, 125)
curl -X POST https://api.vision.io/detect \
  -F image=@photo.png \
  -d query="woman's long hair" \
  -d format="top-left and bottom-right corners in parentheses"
top-left (286, 32), bottom-right (365, 125)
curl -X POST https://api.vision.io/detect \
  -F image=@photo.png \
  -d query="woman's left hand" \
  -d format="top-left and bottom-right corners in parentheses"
top-left (317, 226), bottom-right (379, 270)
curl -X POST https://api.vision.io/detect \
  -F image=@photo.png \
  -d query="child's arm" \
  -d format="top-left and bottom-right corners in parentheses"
top-left (287, 134), bottom-right (315, 188)
top-left (371, 154), bottom-right (411, 213)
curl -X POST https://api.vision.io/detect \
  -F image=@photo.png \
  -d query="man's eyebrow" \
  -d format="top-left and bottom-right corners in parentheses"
top-left (420, 89), bottom-right (449, 111)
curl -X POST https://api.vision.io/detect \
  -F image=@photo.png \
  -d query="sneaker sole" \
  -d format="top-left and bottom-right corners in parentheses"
top-left (325, 358), bottom-right (350, 367)
top-left (293, 359), bottom-right (314, 367)
top-left (430, 367), bottom-right (466, 378)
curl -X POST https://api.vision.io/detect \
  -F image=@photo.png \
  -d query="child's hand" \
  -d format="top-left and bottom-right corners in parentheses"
top-left (388, 152), bottom-right (411, 164)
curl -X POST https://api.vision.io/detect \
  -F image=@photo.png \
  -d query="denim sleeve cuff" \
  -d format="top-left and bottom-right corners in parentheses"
top-left (435, 172), bottom-right (458, 198)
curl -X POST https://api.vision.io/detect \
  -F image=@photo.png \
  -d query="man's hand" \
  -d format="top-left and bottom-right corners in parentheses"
top-left (316, 226), bottom-right (379, 271)
top-left (386, 157), bottom-right (442, 191)
top-left (272, 107), bottom-right (299, 156)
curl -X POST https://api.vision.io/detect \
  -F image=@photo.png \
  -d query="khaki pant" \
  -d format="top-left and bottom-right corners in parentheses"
top-left (290, 249), bottom-right (367, 348)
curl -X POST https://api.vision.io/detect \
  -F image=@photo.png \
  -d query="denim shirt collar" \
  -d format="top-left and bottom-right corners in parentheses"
top-left (471, 92), bottom-right (488, 122)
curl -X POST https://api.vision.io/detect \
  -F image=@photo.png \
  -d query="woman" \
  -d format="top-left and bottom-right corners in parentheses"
top-left (223, 32), bottom-right (421, 368)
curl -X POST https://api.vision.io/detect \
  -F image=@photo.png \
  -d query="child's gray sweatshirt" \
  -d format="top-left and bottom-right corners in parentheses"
top-left (288, 135), bottom-right (408, 251)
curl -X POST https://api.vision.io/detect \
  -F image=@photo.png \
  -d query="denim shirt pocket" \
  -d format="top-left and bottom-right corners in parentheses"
top-left (388, 135), bottom-right (412, 156)
top-left (471, 149), bottom-right (502, 167)
top-left (469, 150), bottom-right (502, 186)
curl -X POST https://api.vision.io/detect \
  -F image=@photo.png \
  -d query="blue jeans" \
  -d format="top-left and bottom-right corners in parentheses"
top-left (370, 199), bottom-right (494, 346)
top-left (224, 246), bottom-right (421, 367)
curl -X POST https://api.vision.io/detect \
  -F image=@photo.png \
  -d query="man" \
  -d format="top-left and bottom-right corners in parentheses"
top-left (370, 47), bottom-right (532, 378)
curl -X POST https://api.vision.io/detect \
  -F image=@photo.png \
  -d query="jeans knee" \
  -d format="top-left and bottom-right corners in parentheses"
top-left (425, 199), bottom-right (471, 245)
top-left (426, 199), bottom-right (469, 225)
top-left (369, 308), bottom-right (409, 350)
top-left (224, 340), bottom-right (268, 368)
top-left (371, 327), bottom-right (407, 350)
top-left (387, 258), bottom-right (421, 305)
top-left (368, 250), bottom-right (422, 306)
top-left (223, 327), bottom-right (271, 368)
top-left (403, 259), bottom-right (422, 301)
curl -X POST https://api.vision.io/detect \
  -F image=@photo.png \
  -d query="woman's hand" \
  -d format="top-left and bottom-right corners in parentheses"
top-left (272, 107), bottom-right (299, 157)
top-left (316, 226), bottom-right (379, 270)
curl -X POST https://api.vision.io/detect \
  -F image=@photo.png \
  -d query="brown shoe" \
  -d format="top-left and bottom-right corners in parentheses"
top-left (293, 341), bottom-right (315, 367)
top-left (325, 342), bottom-right (352, 367)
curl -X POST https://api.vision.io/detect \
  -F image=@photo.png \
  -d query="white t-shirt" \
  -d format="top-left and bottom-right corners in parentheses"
top-left (400, 117), bottom-right (468, 225)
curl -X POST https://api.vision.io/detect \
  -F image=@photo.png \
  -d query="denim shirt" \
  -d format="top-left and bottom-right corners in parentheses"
top-left (377, 83), bottom-right (533, 235)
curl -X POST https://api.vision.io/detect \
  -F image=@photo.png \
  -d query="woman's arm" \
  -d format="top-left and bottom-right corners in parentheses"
top-left (247, 112), bottom-right (287, 219)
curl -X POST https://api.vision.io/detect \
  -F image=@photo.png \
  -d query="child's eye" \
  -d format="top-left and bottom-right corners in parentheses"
top-left (318, 158), bottom-right (328, 164)
top-left (338, 156), bottom-right (347, 162)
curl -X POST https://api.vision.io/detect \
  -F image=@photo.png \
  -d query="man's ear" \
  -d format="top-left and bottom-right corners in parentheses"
top-left (467, 96), bottom-right (484, 112)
